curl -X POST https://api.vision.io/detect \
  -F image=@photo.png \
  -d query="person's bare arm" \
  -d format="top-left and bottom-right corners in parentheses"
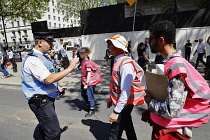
top-left (207, 36), bottom-right (210, 45)
top-left (44, 57), bottom-right (79, 84)
top-left (143, 52), bottom-right (150, 63)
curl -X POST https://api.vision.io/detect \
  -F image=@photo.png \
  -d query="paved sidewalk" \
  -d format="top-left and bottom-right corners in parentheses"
top-left (0, 60), bottom-right (112, 94)
top-left (0, 60), bottom-right (209, 93)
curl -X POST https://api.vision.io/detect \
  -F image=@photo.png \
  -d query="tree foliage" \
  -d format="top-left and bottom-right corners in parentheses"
top-left (57, 0), bottom-right (117, 24)
top-left (0, 0), bottom-right (50, 22)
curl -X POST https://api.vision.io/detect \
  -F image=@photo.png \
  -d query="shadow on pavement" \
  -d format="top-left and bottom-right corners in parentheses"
top-left (81, 119), bottom-right (112, 140)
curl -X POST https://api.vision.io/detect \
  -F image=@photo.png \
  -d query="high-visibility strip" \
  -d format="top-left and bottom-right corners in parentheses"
top-left (85, 63), bottom-right (99, 69)
top-left (24, 88), bottom-right (57, 95)
top-left (110, 90), bottom-right (145, 98)
top-left (22, 76), bottom-right (37, 82)
top-left (81, 69), bottom-right (100, 75)
top-left (110, 80), bottom-right (120, 87)
top-left (167, 63), bottom-right (210, 99)
top-left (81, 76), bottom-right (101, 82)
top-left (126, 0), bottom-right (136, 7)
top-left (179, 112), bottom-right (210, 119)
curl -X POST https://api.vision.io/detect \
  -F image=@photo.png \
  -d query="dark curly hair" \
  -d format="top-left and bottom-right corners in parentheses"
top-left (149, 20), bottom-right (175, 44)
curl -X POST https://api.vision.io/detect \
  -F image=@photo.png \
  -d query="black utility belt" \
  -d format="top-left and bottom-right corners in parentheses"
top-left (29, 94), bottom-right (55, 104)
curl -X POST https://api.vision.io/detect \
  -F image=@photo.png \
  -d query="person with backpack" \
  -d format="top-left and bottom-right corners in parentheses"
top-left (79, 47), bottom-right (102, 117)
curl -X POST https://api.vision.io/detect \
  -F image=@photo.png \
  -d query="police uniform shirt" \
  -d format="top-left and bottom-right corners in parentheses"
top-left (23, 48), bottom-right (51, 83)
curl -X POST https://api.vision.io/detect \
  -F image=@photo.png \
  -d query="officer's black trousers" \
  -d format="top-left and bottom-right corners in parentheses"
top-left (109, 104), bottom-right (137, 140)
top-left (29, 100), bottom-right (61, 140)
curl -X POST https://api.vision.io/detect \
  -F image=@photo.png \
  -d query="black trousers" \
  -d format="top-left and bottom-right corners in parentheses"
top-left (29, 98), bottom-right (61, 140)
top-left (9, 58), bottom-right (17, 72)
top-left (195, 53), bottom-right (206, 69)
top-left (185, 49), bottom-right (191, 61)
top-left (109, 104), bottom-right (137, 140)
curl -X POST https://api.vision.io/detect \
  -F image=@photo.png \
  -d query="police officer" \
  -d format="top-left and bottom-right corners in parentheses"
top-left (21, 32), bottom-right (78, 140)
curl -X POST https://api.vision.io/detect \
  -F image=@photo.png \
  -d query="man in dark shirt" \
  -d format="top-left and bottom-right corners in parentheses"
top-left (184, 39), bottom-right (192, 61)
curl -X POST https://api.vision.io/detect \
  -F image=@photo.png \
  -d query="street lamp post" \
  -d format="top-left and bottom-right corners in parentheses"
top-left (174, 0), bottom-right (177, 27)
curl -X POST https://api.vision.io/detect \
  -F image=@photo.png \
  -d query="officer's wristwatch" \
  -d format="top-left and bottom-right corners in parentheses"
top-left (85, 82), bottom-right (89, 86)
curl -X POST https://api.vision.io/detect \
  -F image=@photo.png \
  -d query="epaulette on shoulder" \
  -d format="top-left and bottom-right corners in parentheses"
top-left (27, 51), bottom-right (37, 57)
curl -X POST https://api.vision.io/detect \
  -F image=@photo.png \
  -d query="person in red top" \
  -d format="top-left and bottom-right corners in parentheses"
top-left (80, 47), bottom-right (102, 117)
top-left (143, 20), bottom-right (210, 140)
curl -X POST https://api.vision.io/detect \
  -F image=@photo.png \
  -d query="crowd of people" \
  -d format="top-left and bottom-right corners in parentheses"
top-left (0, 20), bottom-right (209, 140)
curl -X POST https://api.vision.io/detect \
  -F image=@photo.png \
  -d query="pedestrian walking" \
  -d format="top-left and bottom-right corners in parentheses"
top-left (143, 20), bottom-right (210, 140)
top-left (137, 42), bottom-right (150, 71)
top-left (184, 39), bottom-right (192, 61)
top-left (8, 49), bottom-right (17, 72)
top-left (48, 49), bottom-right (60, 72)
top-left (105, 34), bottom-right (146, 140)
top-left (126, 40), bottom-right (134, 59)
top-left (21, 32), bottom-right (79, 140)
top-left (193, 38), bottom-right (206, 69)
top-left (79, 47), bottom-right (102, 117)
top-left (76, 44), bottom-right (82, 70)
top-left (60, 44), bottom-right (70, 69)
top-left (144, 38), bottom-right (150, 71)
top-left (0, 53), bottom-right (11, 78)
top-left (103, 46), bottom-right (110, 66)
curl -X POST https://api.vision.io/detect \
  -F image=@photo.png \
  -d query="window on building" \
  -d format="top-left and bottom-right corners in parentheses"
top-left (48, 7), bottom-right (50, 12)
top-left (52, 0), bottom-right (54, 6)
top-left (48, 15), bottom-right (51, 20)
top-left (53, 16), bottom-right (56, 20)
top-left (17, 21), bottom-right (20, 26)
top-left (54, 23), bottom-right (56, 28)
top-left (23, 30), bottom-right (27, 36)
top-left (63, 18), bottom-right (65, 22)
top-left (59, 24), bottom-right (61, 28)
top-left (49, 22), bottom-right (51, 27)
top-left (62, 11), bottom-right (64, 15)
top-left (23, 20), bottom-right (26, 26)
top-left (18, 30), bottom-right (21, 36)
top-left (58, 17), bottom-right (60, 21)
top-left (67, 25), bottom-right (69, 27)
top-left (4, 24), bottom-right (6, 28)
top-left (11, 22), bottom-right (14, 27)
top-left (71, 19), bottom-right (73, 24)
top-left (0, 24), bottom-right (2, 29)
top-left (63, 24), bottom-right (65, 28)
top-left (12, 31), bottom-right (16, 37)
top-left (53, 9), bottom-right (55, 13)
top-left (58, 10), bottom-right (60, 14)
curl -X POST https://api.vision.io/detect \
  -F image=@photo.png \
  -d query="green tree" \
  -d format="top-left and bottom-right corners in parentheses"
top-left (57, 0), bottom-right (117, 25)
top-left (0, 0), bottom-right (50, 22)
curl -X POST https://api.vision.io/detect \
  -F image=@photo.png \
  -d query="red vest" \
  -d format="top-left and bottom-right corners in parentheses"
top-left (151, 56), bottom-right (210, 128)
top-left (110, 55), bottom-right (145, 106)
top-left (81, 60), bottom-right (102, 86)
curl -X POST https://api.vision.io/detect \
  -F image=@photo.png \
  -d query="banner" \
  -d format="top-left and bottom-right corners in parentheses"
top-left (126, 0), bottom-right (136, 6)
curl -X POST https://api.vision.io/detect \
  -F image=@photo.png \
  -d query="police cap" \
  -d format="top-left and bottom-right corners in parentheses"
top-left (33, 32), bottom-right (56, 42)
